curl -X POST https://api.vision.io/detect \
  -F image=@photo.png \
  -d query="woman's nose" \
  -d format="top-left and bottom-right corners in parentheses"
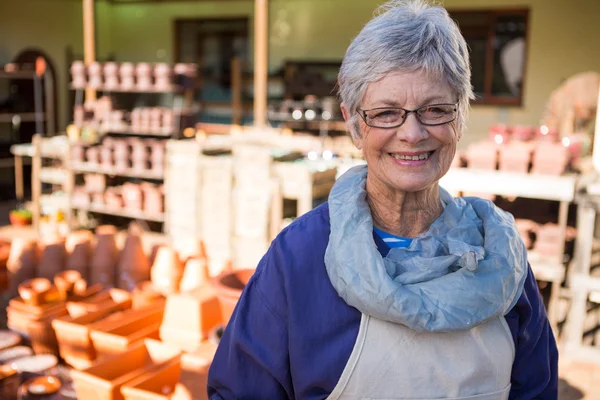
top-left (395, 113), bottom-right (429, 143)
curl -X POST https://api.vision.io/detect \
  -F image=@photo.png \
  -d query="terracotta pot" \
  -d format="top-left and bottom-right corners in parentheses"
top-left (159, 286), bottom-right (221, 351)
top-left (65, 230), bottom-right (94, 280)
top-left (104, 62), bottom-right (120, 90)
top-left (90, 306), bottom-right (164, 358)
top-left (18, 375), bottom-right (62, 400)
top-left (488, 124), bottom-right (511, 144)
top-left (511, 125), bottom-right (535, 141)
top-left (92, 192), bottom-right (105, 206)
top-left (531, 142), bottom-right (570, 175)
top-left (465, 141), bottom-right (498, 170)
top-left (210, 269), bottom-right (255, 324)
top-left (71, 145), bottom-right (85, 163)
top-left (70, 61), bottom-right (87, 89)
top-left (54, 270), bottom-right (84, 299)
top-left (105, 187), bottom-right (124, 209)
top-left (154, 63), bottom-right (172, 91)
top-left (100, 146), bottom-right (113, 169)
top-left (0, 365), bottom-right (20, 400)
top-left (132, 281), bottom-right (164, 310)
top-left (515, 219), bottom-right (539, 250)
top-left (142, 185), bottom-right (163, 215)
top-left (0, 330), bottom-right (21, 351)
top-left (498, 141), bottom-right (534, 173)
top-left (117, 231), bottom-right (150, 291)
top-left (122, 183), bottom-right (143, 210)
top-left (7, 239), bottom-right (40, 297)
top-left (120, 63), bottom-right (135, 91)
top-left (179, 257), bottom-right (209, 292)
top-left (88, 62), bottom-right (103, 89)
top-left (70, 339), bottom-right (181, 400)
top-left (37, 236), bottom-right (66, 281)
top-left (72, 189), bottom-right (91, 208)
top-left (177, 342), bottom-right (218, 400)
top-left (18, 278), bottom-right (53, 306)
top-left (86, 146), bottom-right (100, 165)
top-left (149, 140), bottom-right (165, 174)
top-left (120, 358), bottom-right (182, 400)
top-left (150, 247), bottom-right (183, 296)
top-left (130, 139), bottom-right (149, 171)
top-left (136, 63), bottom-right (153, 91)
top-left (90, 225), bottom-right (120, 287)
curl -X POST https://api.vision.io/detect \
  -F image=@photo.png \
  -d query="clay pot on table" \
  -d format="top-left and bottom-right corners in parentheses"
top-left (0, 365), bottom-right (20, 400)
top-left (65, 230), bottom-right (94, 280)
top-left (531, 142), bottom-right (570, 175)
top-left (18, 375), bottom-right (62, 400)
top-left (18, 278), bottom-right (55, 306)
top-left (54, 270), bottom-right (86, 300)
top-left (70, 339), bottom-right (181, 400)
top-left (179, 257), bottom-right (210, 293)
top-left (7, 239), bottom-right (40, 297)
top-left (150, 246), bottom-right (183, 296)
top-left (488, 124), bottom-right (511, 144)
top-left (90, 225), bottom-right (119, 288)
top-left (498, 141), bottom-right (534, 173)
top-left (132, 281), bottom-right (164, 310)
top-left (159, 286), bottom-right (221, 351)
top-left (120, 62), bottom-right (135, 91)
top-left (117, 229), bottom-right (150, 291)
top-left (210, 269), bottom-right (255, 325)
top-left (178, 342), bottom-right (218, 399)
top-left (465, 141), bottom-right (498, 170)
top-left (37, 236), bottom-right (66, 282)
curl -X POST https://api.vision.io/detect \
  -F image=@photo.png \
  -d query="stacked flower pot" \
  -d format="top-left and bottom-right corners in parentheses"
top-left (463, 124), bottom-right (574, 176)
top-left (70, 61), bottom-right (198, 92)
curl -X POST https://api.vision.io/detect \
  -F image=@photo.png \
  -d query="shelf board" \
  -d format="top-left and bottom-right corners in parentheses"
top-left (73, 204), bottom-right (164, 222)
top-left (527, 250), bottom-right (565, 282)
top-left (0, 112), bottom-right (45, 123)
top-left (0, 70), bottom-right (38, 80)
top-left (70, 85), bottom-right (186, 94)
top-left (71, 163), bottom-right (163, 180)
top-left (76, 125), bottom-right (177, 137)
top-left (440, 168), bottom-right (578, 202)
top-left (40, 167), bottom-right (67, 185)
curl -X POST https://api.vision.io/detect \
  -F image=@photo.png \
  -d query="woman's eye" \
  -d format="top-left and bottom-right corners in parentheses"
top-left (371, 110), bottom-right (401, 120)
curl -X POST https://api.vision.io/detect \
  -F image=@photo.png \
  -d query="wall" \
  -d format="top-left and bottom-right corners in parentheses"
top-left (0, 0), bottom-right (86, 131)
top-left (0, 0), bottom-right (598, 140)
top-left (103, 0), bottom-right (600, 145)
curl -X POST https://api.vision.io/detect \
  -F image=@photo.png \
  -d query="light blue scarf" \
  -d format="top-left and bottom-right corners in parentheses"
top-left (324, 165), bottom-right (527, 333)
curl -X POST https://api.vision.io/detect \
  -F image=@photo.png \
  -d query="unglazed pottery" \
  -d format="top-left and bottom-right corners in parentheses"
top-left (37, 236), bottom-right (66, 281)
top-left (150, 247), bottom-right (183, 296)
top-left (7, 239), bottom-right (39, 297)
top-left (65, 230), bottom-right (94, 280)
top-left (90, 225), bottom-right (120, 287)
top-left (210, 269), bottom-right (255, 324)
top-left (117, 230), bottom-right (150, 291)
top-left (179, 257), bottom-right (210, 292)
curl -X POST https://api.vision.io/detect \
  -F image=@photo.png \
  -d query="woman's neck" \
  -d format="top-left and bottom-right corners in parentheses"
top-left (366, 178), bottom-right (443, 238)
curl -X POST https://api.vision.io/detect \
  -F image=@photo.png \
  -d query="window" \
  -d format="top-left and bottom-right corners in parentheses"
top-left (450, 9), bottom-right (529, 106)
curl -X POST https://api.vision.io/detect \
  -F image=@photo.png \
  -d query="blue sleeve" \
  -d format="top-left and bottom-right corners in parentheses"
top-left (207, 242), bottom-right (293, 399)
top-left (506, 266), bottom-right (559, 400)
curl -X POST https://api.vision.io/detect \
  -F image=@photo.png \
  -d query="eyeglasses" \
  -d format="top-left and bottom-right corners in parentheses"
top-left (357, 102), bottom-right (458, 129)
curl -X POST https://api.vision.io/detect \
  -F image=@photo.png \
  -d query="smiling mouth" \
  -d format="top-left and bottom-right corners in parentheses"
top-left (388, 151), bottom-right (435, 161)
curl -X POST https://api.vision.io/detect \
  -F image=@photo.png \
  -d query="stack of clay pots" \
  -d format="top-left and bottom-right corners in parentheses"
top-left (533, 223), bottom-right (577, 258)
top-left (531, 141), bottom-right (570, 175)
top-left (70, 61), bottom-right (197, 92)
top-left (0, 240), bottom-right (11, 291)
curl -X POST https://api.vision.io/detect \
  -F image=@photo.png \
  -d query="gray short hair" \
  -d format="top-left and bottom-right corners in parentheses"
top-left (338, 0), bottom-right (474, 140)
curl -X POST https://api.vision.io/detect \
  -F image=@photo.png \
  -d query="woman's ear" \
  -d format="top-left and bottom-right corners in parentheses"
top-left (340, 103), bottom-right (363, 150)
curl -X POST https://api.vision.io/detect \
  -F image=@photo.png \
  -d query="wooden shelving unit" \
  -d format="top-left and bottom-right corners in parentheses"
top-left (72, 203), bottom-right (164, 223)
top-left (70, 162), bottom-right (163, 180)
top-left (440, 167), bottom-right (578, 333)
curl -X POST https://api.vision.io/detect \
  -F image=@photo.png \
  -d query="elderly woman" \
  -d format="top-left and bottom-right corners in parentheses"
top-left (208, 1), bottom-right (558, 399)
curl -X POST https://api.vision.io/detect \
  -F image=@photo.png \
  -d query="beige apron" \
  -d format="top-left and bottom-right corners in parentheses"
top-left (327, 314), bottom-right (514, 400)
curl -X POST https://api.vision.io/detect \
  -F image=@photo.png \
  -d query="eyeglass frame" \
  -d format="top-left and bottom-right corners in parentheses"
top-left (356, 102), bottom-right (459, 129)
